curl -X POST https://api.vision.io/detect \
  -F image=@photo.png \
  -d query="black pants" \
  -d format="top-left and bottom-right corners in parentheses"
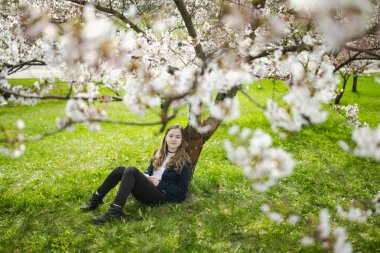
top-left (96, 166), bottom-right (167, 207)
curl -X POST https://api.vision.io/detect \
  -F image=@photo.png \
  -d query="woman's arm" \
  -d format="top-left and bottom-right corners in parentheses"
top-left (144, 162), bottom-right (153, 176)
top-left (144, 149), bottom-right (158, 176)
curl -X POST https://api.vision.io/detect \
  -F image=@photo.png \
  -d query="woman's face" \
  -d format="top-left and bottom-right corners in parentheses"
top-left (165, 128), bottom-right (182, 152)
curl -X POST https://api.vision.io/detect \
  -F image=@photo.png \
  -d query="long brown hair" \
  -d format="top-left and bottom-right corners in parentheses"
top-left (153, 124), bottom-right (190, 174)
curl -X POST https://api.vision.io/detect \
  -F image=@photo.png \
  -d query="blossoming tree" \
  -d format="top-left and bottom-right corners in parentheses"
top-left (1, 0), bottom-right (379, 250)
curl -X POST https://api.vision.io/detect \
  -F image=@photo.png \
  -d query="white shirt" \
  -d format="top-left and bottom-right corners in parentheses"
top-left (153, 156), bottom-right (170, 180)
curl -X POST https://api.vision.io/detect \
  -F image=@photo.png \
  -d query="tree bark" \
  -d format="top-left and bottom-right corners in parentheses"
top-left (352, 75), bottom-right (358, 92)
top-left (184, 86), bottom-right (239, 178)
top-left (173, 0), bottom-right (206, 62)
top-left (335, 77), bottom-right (349, 104)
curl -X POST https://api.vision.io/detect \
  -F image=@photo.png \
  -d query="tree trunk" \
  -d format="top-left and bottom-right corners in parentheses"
top-left (184, 87), bottom-right (239, 178)
top-left (184, 128), bottom-right (207, 176)
top-left (335, 78), bottom-right (348, 104)
top-left (352, 75), bottom-right (358, 92)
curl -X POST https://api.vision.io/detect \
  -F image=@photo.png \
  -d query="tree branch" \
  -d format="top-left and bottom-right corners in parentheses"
top-left (201, 86), bottom-right (240, 141)
top-left (343, 45), bottom-right (380, 60)
top-left (0, 117), bottom-right (175, 144)
top-left (249, 44), bottom-right (311, 62)
top-left (65, 0), bottom-right (145, 34)
top-left (4, 59), bottom-right (46, 75)
top-left (333, 52), bottom-right (361, 73)
top-left (0, 86), bottom-right (123, 102)
top-left (239, 86), bottom-right (266, 110)
top-left (173, 0), bottom-right (206, 62)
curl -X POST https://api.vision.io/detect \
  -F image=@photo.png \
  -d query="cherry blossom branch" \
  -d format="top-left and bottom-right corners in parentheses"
top-left (0, 116), bottom-right (177, 144)
top-left (0, 87), bottom-right (123, 102)
top-left (4, 59), bottom-right (46, 75)
top-left (65, 0), bottom-right (145, 34)
top-left (238, 86), bottom-right (266, 110)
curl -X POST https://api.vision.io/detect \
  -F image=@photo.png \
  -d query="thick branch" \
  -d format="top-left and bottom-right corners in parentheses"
top-left (333, 52), bottom-right (361, 73)
top-left (173, 0), bottom-right (206, 62)
top-left (343, 45), bottom-right (380, 60)
top-left (65, 0), bottom-right (145, 34)
top-left (4, 59), bottom-right (46, 75)
top-left (202, 86), bottom-right (240, 141)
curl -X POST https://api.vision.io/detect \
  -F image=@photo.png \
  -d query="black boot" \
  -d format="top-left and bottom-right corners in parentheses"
top-left (80, 192), bottom-right (103, 211)
top-left (92, 204), bottom-right (125, 224)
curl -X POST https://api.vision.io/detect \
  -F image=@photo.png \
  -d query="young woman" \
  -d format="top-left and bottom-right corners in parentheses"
top-left (81, 124), bottom-right (191, 224)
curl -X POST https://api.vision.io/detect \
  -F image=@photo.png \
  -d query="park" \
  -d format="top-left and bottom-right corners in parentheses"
top-left (1, 1), bottom-right (379, 252)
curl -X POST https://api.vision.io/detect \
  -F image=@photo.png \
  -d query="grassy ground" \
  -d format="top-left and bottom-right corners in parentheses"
top-left (0, 76), bottom-right (379, 252)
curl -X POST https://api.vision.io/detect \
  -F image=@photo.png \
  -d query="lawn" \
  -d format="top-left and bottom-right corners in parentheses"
top-left (0, 75), bottom-right (379, 252)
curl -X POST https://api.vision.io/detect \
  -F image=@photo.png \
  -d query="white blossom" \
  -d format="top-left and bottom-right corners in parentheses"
top-left (224, 128), bottom-right (295, 191)
top-left (333, 227), bottom-right (353, 253)
top-left (268, 212), bottom-right (283, 223)
top-left (64, 99), bottom-right (107, 131)
top-left (334, 104), bottom-right (366, 128)
top-left (352, 124), bottom-right (380, 161)
top-left (16, 120), bottom-right (25, 130)
top-left (318, 208), bottom-right (330, 240)
top-left (338, 140), bottom-right (350, 152)
top-left (125, 5), bottom-right (137, 18)
top-left (260, 204), bottom-right (270, 213)
top-left (301, 236), bottom-right (315, 246)
top-left (286, 215), bottom-right (300, 225)
top-left (228, 125), bottom-right (240, 136)
top-left (336, 205), bottom-right (372, 222)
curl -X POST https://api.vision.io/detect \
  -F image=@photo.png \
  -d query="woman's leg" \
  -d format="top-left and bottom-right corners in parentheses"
top-left (96, 166), bottom-right (126, 197)
top-left (92, 167), bottom-right (166, 223)
top-left (113, 166), bottom-right (167, 207)
top-left (81, 166), bottom-right (126, 211)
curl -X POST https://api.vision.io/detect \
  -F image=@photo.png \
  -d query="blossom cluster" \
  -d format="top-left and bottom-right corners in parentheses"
top-left (56, 99), bottom-right (107, 132)
top-left (289, 0), bottom-right (374, 49)
top-left (264, 52), bottom-right (340, 133)
top-left (260, 204), bottom-right (300, 225)
top-left (352, 124), bottom-right (380, 161)
top-left (333, 104), bottom-right (368, 128)
top-left (0, 78), bottom-right (52, 106)
top-left (0, 120), bottom-right (26, 158)
top-left (336, 205), bottom-right (372, 222)
top-left (0, 4), bottom-right (55, 70)
top-left (302, 208), bottom-right (353, 253)
top-left (224, 127), bottom-right (295, 191)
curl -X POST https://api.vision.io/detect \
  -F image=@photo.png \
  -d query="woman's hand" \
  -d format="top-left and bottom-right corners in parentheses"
top-left (148, 176), bottom-right (160, 186)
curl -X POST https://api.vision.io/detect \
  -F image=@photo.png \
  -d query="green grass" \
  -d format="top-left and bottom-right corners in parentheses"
top-left (0, 76), bottom-right (379, 252)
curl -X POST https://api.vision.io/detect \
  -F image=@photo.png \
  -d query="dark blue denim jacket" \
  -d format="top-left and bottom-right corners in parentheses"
top-left (144, 160), bottom-right (191, 203)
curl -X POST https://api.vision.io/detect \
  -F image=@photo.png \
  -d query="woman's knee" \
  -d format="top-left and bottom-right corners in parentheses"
top-left (112, 166), bottom-right (127, 177)
top-left (124, 166), bottom-right (138, 175)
